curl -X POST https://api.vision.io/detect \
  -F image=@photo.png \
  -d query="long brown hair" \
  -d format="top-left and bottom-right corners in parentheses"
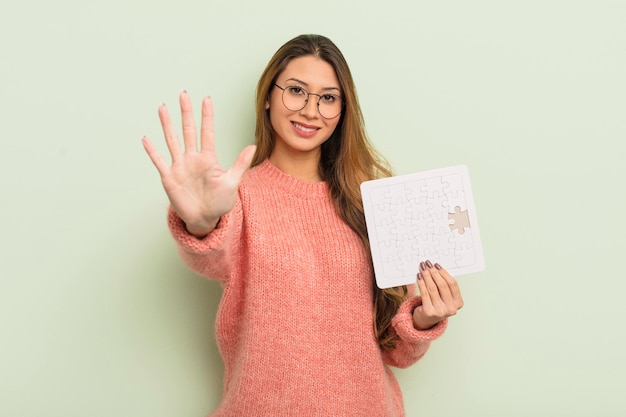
top-left (251, 34), bottom-right (408, 351)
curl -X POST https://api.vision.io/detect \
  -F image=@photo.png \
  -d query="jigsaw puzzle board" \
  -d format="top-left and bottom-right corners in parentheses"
top-left (360, 165), bottom-right (484, 289)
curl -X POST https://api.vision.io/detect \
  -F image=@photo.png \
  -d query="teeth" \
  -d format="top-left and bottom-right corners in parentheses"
top-left (294, 122), bottom-right (316, 133)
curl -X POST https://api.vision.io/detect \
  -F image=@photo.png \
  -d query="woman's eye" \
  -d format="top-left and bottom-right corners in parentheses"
top-left (321, 94), bottom-right (336, 103)
top-left (287, 86), bottom-right (305, 95)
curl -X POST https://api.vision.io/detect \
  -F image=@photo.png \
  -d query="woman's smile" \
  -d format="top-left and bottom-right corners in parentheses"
top-left (291, 121), bottom-right (320, 137)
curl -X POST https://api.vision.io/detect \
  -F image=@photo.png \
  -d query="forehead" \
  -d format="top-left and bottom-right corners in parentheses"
top-left (277, 56), bottom-right (340, 89)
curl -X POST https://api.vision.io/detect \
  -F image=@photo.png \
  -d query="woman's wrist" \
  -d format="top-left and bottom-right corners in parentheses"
top-left (412, 311), bottom-right (440, 330)
top-left (185, 217), bottom-right (220, 238)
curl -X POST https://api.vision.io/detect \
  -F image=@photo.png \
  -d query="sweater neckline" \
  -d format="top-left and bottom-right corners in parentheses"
top-left (255, 159), bottom-right (329, 199)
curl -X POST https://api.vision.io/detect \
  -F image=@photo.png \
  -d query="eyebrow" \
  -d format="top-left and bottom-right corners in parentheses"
top-left (285, 77), bottom-right (341, 92)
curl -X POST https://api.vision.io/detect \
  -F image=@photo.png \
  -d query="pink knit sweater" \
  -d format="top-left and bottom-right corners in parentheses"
top-left (167, 159), bottom-right (447, 417)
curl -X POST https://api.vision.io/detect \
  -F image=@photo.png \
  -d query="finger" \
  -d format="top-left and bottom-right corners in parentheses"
top-left (158, 103), bottom-right (182, 161)
top-left (179, 90), bottom-right (198, 152)
top-left (200, 96), bottom-right (216, 154)
top-left (418, 263), bottom-right (441, 305)
top-left (434, 263), bottom-right (464, 309)
top-left (142, 136), bottom-right (170, 178)
top-left (227, 145), bottom-right (257, 180)
top-left (416, 273), bottom-right (433, 310)
top-left (424, 261), bottom-right (454, 305)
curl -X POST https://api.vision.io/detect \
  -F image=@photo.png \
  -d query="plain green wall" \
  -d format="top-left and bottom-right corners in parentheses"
top-left (1, 0), bottom-right (625, 416)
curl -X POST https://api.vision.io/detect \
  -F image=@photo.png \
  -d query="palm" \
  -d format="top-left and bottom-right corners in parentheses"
top-left (142, 91), bottom-right (256, 235)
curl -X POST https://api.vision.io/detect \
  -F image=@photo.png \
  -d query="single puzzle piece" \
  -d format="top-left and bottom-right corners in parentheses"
top-left (377, 222), bottom-right (421, 280)
top-left (422, 176), bottom-right (450, 199)
top-left (428, 209), bottom-right (451, 235)
top-left (443, 190), bottom-right (467, 213)
top-left (390, 223), bottom-right (413, 242)
top-left (381, 238), bottom-right (423, 279)
top-left (404, 179), bottom-right (428, 203)
top-left (432, 230), bottom-right (461, 267)
top-left (454, 242), bottom-right (476, 267)
top-left (413, 233), bottom-right (441, 258)
top-left (418, 247), bottom-right (441, 267)
top-left (429, 191), bottom-right (449, 213)
top-left (410, 214), bottom-right (434, 242)
top-left (453, 228), bottom-right (474, 250)
top-left (388, 199), bottom-right (413, 228)
top-left (407, 196), bottom-right (432, 221)
top-left (397, 250), bottom-right (421, 277)
top-left (384, 183), bottom-right (410, 205)
top-left (382, 255), bottom-right (404, 279)
top-left (375, 218), bottom-right (400, 246)
top-left (448, 206), bottom-right (471, 235)
top-left (379, 240), bottom-right (413, 279)
top-left (406, 225), bottom-right (426, 249)
top-left (369, 186), bottom-right (392, 212)
top-left (371, 201), bottom-right (395, 227)
top-left (378, 240), bottom-right (401, 260)
top-left (441, 174), bottom-right (464, 198)
top-left (433, 233), bottom-right (456, 259)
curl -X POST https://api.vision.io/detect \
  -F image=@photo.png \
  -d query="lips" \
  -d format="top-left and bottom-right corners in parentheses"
top-left (292, 121), bottom-right (319, 134)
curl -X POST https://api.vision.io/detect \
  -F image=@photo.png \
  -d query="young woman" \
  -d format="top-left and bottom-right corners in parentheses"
top-left (142, 34), bottom-right (464, 417)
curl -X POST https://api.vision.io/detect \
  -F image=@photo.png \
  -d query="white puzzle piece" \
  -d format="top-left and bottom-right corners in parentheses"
top-left (360, 165), bottom-right (485, 289)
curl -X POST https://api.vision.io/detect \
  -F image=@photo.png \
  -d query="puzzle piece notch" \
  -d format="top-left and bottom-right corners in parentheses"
top-left (422, 176), bottom-right (450, 199)
top-left (374, 218), bottom-right (400, 246)
top-left (379, 241), bottom-right (404, 279)
top-left (441, 174), bottom-right (464, 199)
top-left (454, 242), bottom-right (476, 267)
top-left (369, 186), bottom-right (392, 212)
top-left (448, 206), bottom-right (470, 235)
top-left (443, 190), bottom-right (467, 213)
top-left (388, 199), bottom-right (413, 228)
top-left (429, 191), bottom-right (449, 213)
top-left (384, 183), bottom-right (410, 205)
top-left (428, 205), bottom-right (452, 235)
top-left (380, 239), bottom-right (423, 280)
top-left (404, 179), bottom-right (428, 203)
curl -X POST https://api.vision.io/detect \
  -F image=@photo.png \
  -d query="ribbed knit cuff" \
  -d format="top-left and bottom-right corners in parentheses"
top-left (391, 296), bottom-right (448, 344)
top-left (167, 206), bottom-right (232, 253)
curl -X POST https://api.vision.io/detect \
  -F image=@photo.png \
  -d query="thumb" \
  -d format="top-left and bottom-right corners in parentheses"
top-left (228, 145), bottom-right (257, 180)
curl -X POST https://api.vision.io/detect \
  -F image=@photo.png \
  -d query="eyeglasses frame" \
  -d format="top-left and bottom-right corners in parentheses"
top-left (272, 83), bottom-right (344, 119)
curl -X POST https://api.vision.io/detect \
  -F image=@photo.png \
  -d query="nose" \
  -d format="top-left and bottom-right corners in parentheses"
top-left (299, 95), bottom-right (319, 119)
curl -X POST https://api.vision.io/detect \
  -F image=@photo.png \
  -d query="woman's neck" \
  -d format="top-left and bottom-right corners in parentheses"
top-left (269, 148), bottom-right (323, 183)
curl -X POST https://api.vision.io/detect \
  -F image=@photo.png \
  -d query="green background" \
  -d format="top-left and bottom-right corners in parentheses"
top-left (1, 0), bottom-right (625, 416)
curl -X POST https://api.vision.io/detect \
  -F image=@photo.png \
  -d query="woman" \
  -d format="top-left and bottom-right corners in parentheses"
top-left (142, 34), bottom-right (463, 417)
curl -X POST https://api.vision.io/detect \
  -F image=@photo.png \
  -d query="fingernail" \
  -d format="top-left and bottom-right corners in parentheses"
top-left (435, 263), bottom-right (442, 270)
top-left (420, 262), bottom-right (425, 271)
top-left (426, 260), bottom-right (433, 268)
top-left (417, 272), bottom-right (423, 280)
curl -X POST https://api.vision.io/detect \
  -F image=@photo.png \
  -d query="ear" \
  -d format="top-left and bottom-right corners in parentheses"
top-left (265, 95), bottom-right (270, 110)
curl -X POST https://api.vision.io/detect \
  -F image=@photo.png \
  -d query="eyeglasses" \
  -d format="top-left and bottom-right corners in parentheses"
top-left (273, 83), bottom-right (343, 119)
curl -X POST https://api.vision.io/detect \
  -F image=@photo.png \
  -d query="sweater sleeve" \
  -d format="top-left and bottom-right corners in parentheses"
top-left (166, 196), bottom-right (243, 284)
top-left (381, 296), bottom-right (448, 369)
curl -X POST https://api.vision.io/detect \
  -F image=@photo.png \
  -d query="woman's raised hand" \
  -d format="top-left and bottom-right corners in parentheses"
top-left (142, 91), bottom-right (257, 237)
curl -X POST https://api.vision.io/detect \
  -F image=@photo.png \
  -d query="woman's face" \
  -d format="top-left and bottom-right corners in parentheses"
top-left (266, 55), bottom-right (342, 161)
